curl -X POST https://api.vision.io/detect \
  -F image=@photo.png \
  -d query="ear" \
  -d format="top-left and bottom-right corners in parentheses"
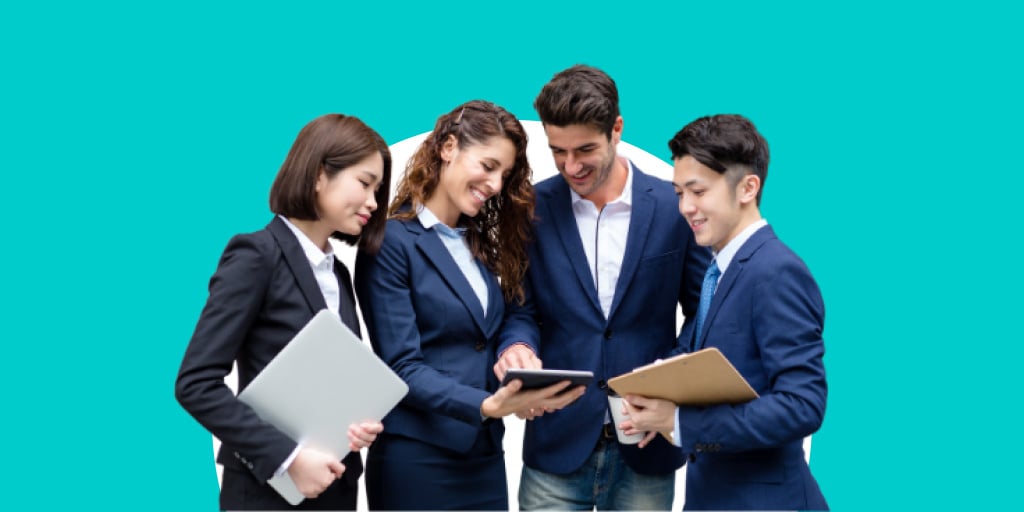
top-left (440, 134), bottom-right (458, 163)
top-left (315, 167), bottom-right (327, 193)
top-left (610, 116), bottom-right (624, 147)
top-left (736, 174), bottom-right (761, 205)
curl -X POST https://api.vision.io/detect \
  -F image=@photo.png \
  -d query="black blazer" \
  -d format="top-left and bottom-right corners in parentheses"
top-left (176, 216), bottom-right (362, 506)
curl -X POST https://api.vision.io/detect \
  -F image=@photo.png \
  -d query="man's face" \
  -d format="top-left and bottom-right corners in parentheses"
top-left (543, 119), bottom-right (622, 199)
top-left (673, 155), bottom-right (749, 252)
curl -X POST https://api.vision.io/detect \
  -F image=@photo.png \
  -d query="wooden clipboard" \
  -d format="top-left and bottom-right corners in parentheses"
top-left (608, 347), bottom-right (758, 406)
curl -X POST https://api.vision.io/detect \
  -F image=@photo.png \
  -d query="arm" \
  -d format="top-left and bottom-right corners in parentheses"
top-left (677, 260), bottom-right (827, 453)
top-left (494, 274), bottom-right (542, 380)
top-left (174, 234), bottom-right (296, 482)
top-left (354, 229), bottom-right (492, 426)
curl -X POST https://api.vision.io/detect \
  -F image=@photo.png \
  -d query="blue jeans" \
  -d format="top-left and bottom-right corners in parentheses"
top-left (518, 436), bottom-right (674, 510)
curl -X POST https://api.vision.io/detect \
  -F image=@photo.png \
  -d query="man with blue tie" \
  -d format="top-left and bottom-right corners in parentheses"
top-left (621, 114), bottom-right (829, 510)
top-left (495, 64), bottom-right (711, 510)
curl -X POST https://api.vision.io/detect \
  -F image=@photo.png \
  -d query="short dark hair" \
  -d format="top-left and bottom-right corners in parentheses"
top-left (269, 114), bottom-right (391, 253)
top-left (668, 114), bottom-right (770, 205)
top-left (534, 64), bottom-right (620, 137)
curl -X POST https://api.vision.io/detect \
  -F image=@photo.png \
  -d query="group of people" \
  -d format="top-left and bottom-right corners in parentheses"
top-left (175, 64), bottom-right (830, 511)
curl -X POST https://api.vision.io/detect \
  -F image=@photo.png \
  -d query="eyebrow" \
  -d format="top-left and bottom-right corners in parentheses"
top-left (548, 143), bottom-right (597, 152)
top-left (359, 169), bottom-right (381, 182)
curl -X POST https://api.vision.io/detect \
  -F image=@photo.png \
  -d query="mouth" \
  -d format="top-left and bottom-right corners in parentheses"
top-left (568, 168), bottom-right (593, 182)
top-left (690, 218), bottom-right (707, 231)
top-left (470, 187), bottom-right (489, 205)
top-left (356, 213), bottom-right (371, 225)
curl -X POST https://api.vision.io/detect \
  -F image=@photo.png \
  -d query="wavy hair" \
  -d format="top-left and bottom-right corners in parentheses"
top-left (390, 100), bottom-right (534, 303)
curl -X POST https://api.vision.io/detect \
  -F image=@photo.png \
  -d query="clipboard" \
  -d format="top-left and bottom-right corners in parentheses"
top-left (237, 310), bottom-right (408, 505)
top-left (607, 347), bottom-right (758, 406)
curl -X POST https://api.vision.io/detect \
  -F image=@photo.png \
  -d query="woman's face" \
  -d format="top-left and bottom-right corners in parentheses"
top-left (430, 135), bottom-right (515, 224)
top-left (315, 151), bottom-right (384, 236)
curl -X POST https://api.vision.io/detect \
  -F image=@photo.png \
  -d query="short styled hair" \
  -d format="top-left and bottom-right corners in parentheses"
top-left (533, 64), bottom-right (620, 137)
top-left (269, 114), bottom-right (391, 253)
top-left (668, 114), bottom-right (770, 204)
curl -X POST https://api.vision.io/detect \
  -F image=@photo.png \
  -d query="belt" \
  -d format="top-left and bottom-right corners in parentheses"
top-left (601, 423), bottom-right (616, 440)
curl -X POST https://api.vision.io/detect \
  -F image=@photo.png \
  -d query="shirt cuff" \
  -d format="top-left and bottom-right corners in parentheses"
top-left (672, 406), bottom-right (683, 448)
top-left (274, 444), bottom-right (303, 479)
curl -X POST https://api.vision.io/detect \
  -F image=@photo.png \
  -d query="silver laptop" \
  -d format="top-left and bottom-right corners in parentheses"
top-left (238, 309), bottom-right (408, 505)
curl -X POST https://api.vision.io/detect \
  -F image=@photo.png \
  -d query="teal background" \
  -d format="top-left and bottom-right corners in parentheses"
top-left (3, 1), bottom-right (1021, 509)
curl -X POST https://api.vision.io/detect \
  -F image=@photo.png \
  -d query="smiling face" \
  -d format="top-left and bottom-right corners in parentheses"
top-left (544, 120), bottom-right (622, 201)
top-left (315, 150), bottom-right (384, 236)
top-left (426, 135), bottom-right (515, 226)
top-left (673, 155), bottom-right (761, 252)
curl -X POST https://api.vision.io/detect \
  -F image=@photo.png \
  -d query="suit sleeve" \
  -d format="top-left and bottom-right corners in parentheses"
top-left (355, 229), bottom-right (491, 426)
top-left (175, 234), bottom-right (296, 482)
top-left (496, 252), bottom-right (541, 357)
top-left (676, 259), bottom-right (827, 453)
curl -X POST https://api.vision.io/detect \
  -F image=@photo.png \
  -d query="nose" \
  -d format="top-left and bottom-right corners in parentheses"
top-left (487, 171), bottom-right (503, 194)
top-left (365, 191), bottom-right (378, 212)
top-left (564, 153), bottom-right (582, 174)
top-left (679, 194), bottom-right (696, 217)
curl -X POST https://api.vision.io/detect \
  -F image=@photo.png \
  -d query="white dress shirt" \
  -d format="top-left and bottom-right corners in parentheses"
top-left (571, 160), bottom-right (635, 318)
top-left (274, 215), bottom-right (343, 476)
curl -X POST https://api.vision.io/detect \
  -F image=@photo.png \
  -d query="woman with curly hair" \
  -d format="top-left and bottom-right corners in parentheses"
top-left (354, 100), bottom-right (585, 510)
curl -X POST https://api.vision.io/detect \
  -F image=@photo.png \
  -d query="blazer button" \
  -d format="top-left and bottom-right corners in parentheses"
top-left (474, 341), bottom-right (486, 352)
top-left (603, 329), bottom-right (613, 340)
top-left (597, 379), bottom-right (607, 390)
top-left (688, 453), bottom-right (697, 463)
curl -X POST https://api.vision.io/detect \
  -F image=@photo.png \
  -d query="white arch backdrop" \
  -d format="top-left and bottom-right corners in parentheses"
top-left (213, 120), bottom-right (811, 510)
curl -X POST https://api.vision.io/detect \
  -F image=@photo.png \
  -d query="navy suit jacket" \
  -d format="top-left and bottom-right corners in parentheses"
top-left (175, 217), bottom-right (363, 503)
top-left (678, 225), bottom-right (828, 510)
top-left (354, 216), bottom-right (505, 453)
top-left (499, 165), bottom-right (711, 475)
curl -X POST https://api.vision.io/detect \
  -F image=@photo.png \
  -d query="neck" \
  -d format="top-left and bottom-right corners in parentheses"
top-left (423, 196), bottom-right (460, 228)
top-left (285, 217), bottom-right (332, 252)
top-left (585, 156), bottom-right (628, 211)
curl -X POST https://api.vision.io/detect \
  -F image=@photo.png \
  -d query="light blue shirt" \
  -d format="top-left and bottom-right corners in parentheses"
top-left (417, 207), bottom-right (489, 317)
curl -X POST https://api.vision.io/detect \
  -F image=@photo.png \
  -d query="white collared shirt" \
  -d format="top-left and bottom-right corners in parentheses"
top-left (418, 206), bottom-right (489, 317)
top-left (571, 159), bottom-right (634, 318)
top-left (671, 219), bottom-right (768, 447)
top-left (279, 215), bottom-right (341, 316)
top-left (274, 215), bottom-right (342, 476)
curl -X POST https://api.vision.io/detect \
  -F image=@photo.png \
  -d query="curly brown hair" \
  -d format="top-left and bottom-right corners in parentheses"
top-left (390, 100), bottom-right (535, 304)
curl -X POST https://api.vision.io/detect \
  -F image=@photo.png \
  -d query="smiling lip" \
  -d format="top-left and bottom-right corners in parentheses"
top-left (470, 188), bottom-right (488, 204)
top-left (690, 219), bottom-right (706, 230)
top-left (357, 214), bottom-right (370, 225)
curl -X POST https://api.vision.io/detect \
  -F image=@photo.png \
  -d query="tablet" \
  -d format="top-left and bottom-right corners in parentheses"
top-left (501, 368), bottom-right (594, 390)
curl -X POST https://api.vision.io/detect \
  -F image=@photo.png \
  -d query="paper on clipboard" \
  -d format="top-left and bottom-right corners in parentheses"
top-left (607, 347), bottom-right (758, 406)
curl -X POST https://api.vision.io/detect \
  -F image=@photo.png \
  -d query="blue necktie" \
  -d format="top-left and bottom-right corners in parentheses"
top-left (693, 260), bottom-right (721, 351)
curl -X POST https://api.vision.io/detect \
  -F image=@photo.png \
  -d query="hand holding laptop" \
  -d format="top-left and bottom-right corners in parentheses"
top-left (287, 448), bottom-right (346, 499)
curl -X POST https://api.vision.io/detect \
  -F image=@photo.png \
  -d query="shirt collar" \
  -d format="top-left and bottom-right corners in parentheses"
top-left (713, 219), bottom-right (768, 276)
top-left (417, 205), bottom-right (466, 239)
top-left (570, 157), bottom-right (635, 207)
top-left (278, 215), bottom-right (335, 267)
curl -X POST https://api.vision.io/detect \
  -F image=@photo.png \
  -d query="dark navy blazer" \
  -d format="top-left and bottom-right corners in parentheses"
top-left (679, 225), bottom-right (828, 510)
top-left (354, 216), bottom-right (505, 454)
top-left (499, 166), bottom-right (711, 475)
top-left (175, 216), bottom-right (363, 507)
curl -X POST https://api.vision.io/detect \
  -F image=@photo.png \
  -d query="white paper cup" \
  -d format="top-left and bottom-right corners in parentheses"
top-left (607, 395), bottom-right (645, 445)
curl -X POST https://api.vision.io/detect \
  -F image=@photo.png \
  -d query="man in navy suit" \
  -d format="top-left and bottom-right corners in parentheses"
top-left (621, 114), bottom-right (829, 510)
top-left (496, 65), bottom-right (711, 510)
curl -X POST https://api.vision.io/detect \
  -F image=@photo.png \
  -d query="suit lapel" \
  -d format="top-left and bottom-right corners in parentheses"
top-left (410, 221), bottom-right (489, 336)
top-left (333, 259), bottom-right (360, 336)
top-left (480, 259), bottom-right (504, 338)
top-left (545, 182), bottom-right (603, 315)
top-left (697, 225), bottom-right (776, 349)
top-left (267, 216), bottom-right (328, 315)
top-left (607, 169), bottom-right (655, 319)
